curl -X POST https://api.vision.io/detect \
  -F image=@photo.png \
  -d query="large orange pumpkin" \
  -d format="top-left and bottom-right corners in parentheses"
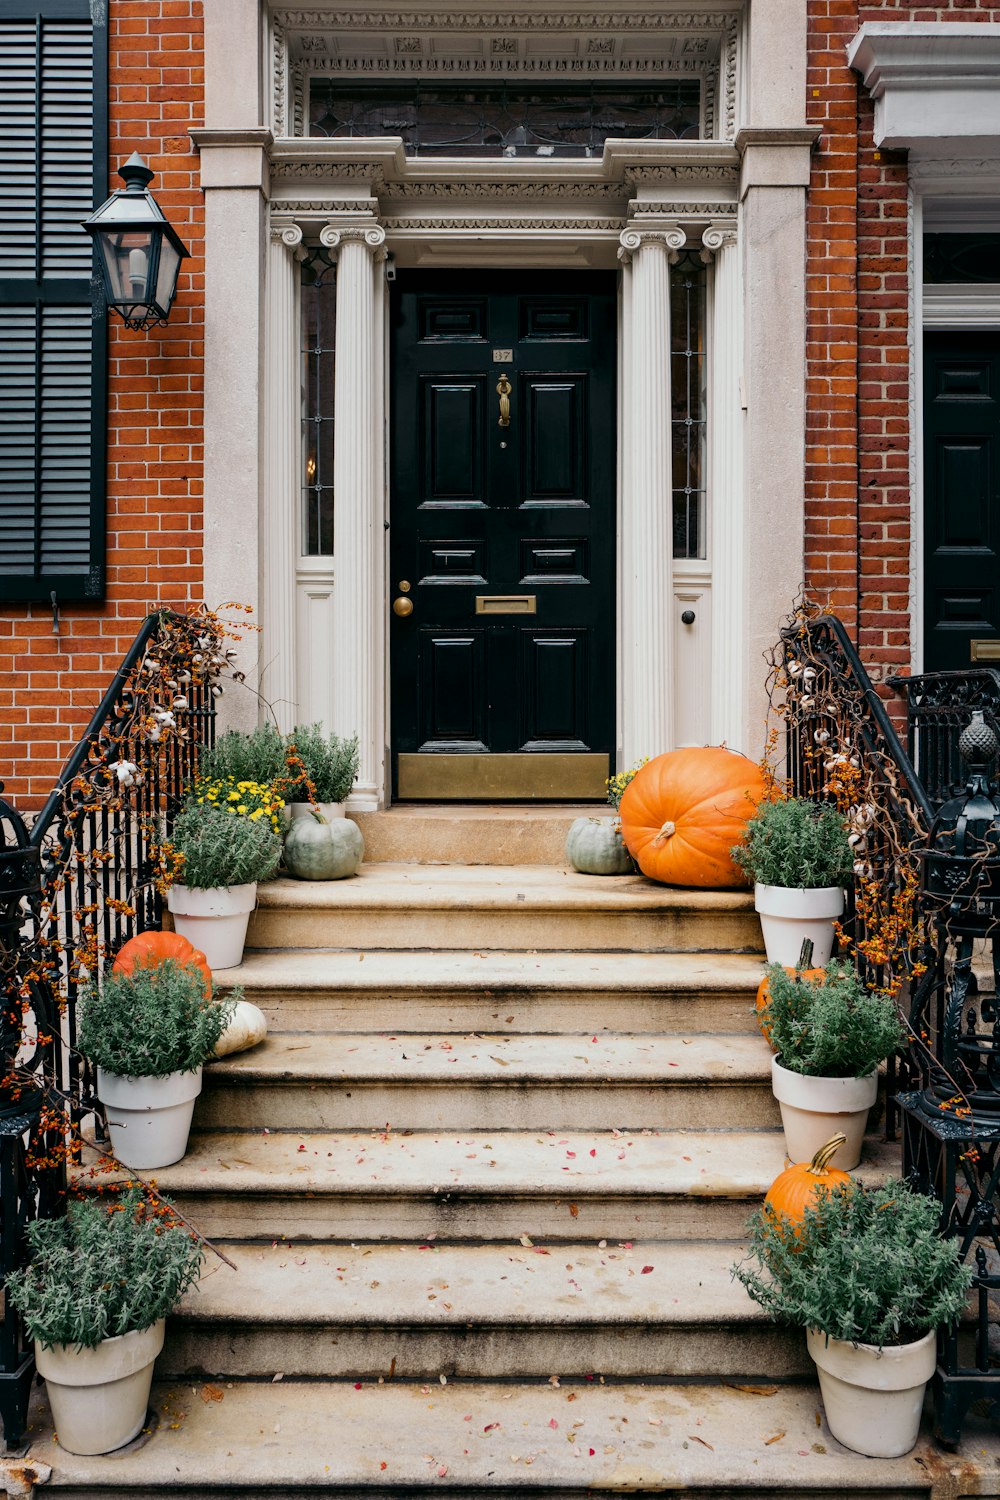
top-left (112, 930), bottom-right (212, 998)
top-left (763, 1134), bottom-right (851, 1234)
top-left (618, 747), bottom-right (768, 887)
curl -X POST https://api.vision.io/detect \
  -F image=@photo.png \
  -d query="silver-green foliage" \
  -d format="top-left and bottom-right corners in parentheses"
top-left (79, 960), bottom-right (236, 1077)
top-left (762, 959), bottom-right (902, 1078)
top-left (171, 803), bottom-right (282, 889)
top-left (733, 796), bottom-right (854, 889)
top-left (199, 724), bottom-right (286, 785)
top-left (285, 725), bottom-right (359, 803)
top-left (5, 1188), bottom-right (204, 1349)
top-left (733, 1179), bottom-right (972, 1348)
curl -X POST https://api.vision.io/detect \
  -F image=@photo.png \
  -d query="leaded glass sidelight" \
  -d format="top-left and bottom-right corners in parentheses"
top-left (309, 81), bottom-right (701, 157)
top-left (671, 251), bottom-right (707, 560)
top-left (301, 250), bottom-right (336, 556)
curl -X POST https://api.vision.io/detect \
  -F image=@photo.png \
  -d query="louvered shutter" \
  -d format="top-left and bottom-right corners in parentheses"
top-left (0, 1), bottom-right (107, 603)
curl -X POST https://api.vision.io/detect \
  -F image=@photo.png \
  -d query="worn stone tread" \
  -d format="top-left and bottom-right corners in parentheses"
top-left (23, 1377), bottom-right (984, 1494)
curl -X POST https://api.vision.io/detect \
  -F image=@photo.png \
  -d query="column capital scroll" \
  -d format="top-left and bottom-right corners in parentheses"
top-left (320, 222), bottom-right (387, 255)
top-left (700, 219), bottom-right (739, 259)
top-left (617, 223), bottom-right (688, 264)
top-left (269, 222), bottom-right (303, 248)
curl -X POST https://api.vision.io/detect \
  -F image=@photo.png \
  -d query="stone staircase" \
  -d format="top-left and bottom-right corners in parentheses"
top-left (23, 807), bottom-right (1000, 1496)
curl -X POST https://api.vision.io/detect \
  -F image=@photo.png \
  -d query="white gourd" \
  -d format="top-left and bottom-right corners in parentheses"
top-left (213, 999), bottom-right (268, 1057)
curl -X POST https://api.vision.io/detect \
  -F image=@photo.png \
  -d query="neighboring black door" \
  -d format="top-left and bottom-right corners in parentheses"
top-left (389, 271), bottom-right (616, 800)
top-left (924, 332), bottom-right (1000, 672)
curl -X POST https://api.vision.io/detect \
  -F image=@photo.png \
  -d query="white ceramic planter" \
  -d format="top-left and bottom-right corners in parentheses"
top-left (35, 1320), bottom-right (165, 1456)
top-left (807, 1327), bottom-right (935, 1458)
top-left (771, 1055), bottom-right (877, 1169)
top-left (283, 801), bottom-right (345, 824)
top-left (754, 882), bottom-right (845, 966)
top-left (98, 1066), bottom-right (202, 1170)
top-left (167, 881), bottom-right (256, 969)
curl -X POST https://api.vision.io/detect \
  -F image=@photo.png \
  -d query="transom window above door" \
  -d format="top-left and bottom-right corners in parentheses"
top-left (308, 81), bottom-right (701, 157)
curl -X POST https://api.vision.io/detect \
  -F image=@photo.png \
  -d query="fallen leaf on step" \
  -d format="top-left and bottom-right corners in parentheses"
top-left (763, 1431), bottom-right (785, 1445)
top-left (723, 1383), bottom-right (778, 1396)
top-left (569, 1204), bottom-right (579, 1218)
top-left (200, 1385), bottom-right (224, 1403)
top-left (519, 1234), bottom-right (534, 1247)
top-left (641, 1265), bottom-right (654, 1274)
top-left (688, 1434), bottom-right (714, 1450)
top-left (271, 1373), bottom-right (284, 1383)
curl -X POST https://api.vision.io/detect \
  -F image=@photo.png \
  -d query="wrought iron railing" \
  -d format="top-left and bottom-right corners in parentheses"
top-left (890, 667), bottom-right (1000, 810)
top-left (0, 609), bottom-right (218, 1446)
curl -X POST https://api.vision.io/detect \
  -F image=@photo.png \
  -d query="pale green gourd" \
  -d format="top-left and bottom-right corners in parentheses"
top-left (283, 814), bottom-right (364, 880)
top-left (565, 816), bottom-right (633, 876)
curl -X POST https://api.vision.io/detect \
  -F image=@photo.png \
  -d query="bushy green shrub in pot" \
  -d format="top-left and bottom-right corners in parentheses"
top-left (165, 800), bottom-right (282, 968)
top-left (733, 797), bottom-right (854, 965)
top-left (733, 1178), bottom-right (971, 1457)
top-left (760, 959), bottom-right (901, 1168)
top-left (5, 1188), bottom-right (204, 1455)
top-left (282, 725), bottom-right (359, 820)
top-left (79, 959), bottom-right (234, 1169)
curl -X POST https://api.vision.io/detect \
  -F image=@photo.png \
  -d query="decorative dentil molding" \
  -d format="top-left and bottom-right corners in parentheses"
top-left (629, 200), bottom-right (737, 219)
top-left (382, 215), bottom-right (627, 231)
top-left (272, 161), bottom-right (388, 182)
top-left (276, 10), bottom-right (739, 33)
top-left (272, 197), bottom-right (376, 215)
top-left (626, 164), bottom-right (735, 183)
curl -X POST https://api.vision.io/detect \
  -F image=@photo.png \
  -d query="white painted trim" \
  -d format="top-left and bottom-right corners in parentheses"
top-left (848, 23), bottom-right (1000, 153)
top-left (909, 187), bottom-right (923, 678)
top-left (923, 284), bottom-right (1000, 329)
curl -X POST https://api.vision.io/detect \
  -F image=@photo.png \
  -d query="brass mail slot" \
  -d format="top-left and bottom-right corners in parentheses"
top-left (971, 639), bottom-right (1000, 662)
top-left (475, 594), bottom-right (537, 615)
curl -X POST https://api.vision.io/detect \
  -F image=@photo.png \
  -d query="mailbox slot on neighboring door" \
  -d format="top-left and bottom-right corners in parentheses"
top-left (971, 640), bottom-right (1000, 662)
top-left (475, 595), bottom-right (537, 615)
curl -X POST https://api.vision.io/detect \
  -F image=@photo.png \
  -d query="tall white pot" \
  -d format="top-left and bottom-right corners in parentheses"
top-left (771, 1055), bottom-right (876, 1169)
top-left (98, 1066), bottom-right (202, 1170)
top-left (754, 882), bottom-right (844, 966)
top-left (807, 1327), bottom-right (935, 1457)
top-left (167, 881), bottom-right (256, 969)
top-left (36, 1320), bottom-right (165, 1455)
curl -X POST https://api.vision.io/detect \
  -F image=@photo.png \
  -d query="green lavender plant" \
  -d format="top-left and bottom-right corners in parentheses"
top-left (761, 959), bottom-right (902, 1078)
top-left (79, 960), bottom-right (235, 1078)
top-left (198, 724), bottom-right (287, 786)
top-left (5, 1188), bottom-right (204, 1350)
top-left (169, 802), bottom-right (282, 889)
top-left (283, 725), bottom-right (359, 804)
top-left (732, 796), bottom-right (854, 889)
top-left (733, 1179), bottom-right (972, 1348)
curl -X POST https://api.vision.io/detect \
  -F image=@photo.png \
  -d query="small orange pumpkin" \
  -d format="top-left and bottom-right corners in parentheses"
top-left (112, 930), bottom-right (212, 998)
top-left (755, 940), bottom-right (825, 1050)
top-left (618, 747), bottom-right (768, 888)
top-left (763, 1134), bottom-right (851, 1233)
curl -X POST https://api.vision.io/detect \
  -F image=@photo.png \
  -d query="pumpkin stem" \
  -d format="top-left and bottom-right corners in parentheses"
top-left (808, 1133), bottom-right (848, 1175)
top-left (796, 938), bottom-right (815, 970)
top-left (653, 820), bottom-right (676, 844)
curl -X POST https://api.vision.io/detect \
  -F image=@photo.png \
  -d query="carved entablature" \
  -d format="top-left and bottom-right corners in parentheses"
top-left (270, 7), bottom-right (740, 141)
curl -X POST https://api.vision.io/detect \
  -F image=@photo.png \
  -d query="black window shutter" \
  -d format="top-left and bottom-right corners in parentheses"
top-left (0, 0), bottom-right (108, 604)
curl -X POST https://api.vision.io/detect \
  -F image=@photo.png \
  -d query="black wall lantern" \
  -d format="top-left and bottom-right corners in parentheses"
top-left (83, 152), bottom-right (190, 331)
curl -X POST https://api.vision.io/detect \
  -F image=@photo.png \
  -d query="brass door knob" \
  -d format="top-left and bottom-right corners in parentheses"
top-left (393, 596), bottom-right (414, 617)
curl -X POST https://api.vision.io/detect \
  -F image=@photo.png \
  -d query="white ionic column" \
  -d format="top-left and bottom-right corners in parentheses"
top-left (322, 223), bottom-right (386, 810)
top-left (703, 223), bottom-right (746, 754)
top-left (618, 225), bottom-right (685, 766)
top-left (262, 223), bottom-right (303, 733)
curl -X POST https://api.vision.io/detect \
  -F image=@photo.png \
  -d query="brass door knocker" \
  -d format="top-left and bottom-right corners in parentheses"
top-left (496, 372), bottom-right (512, 428)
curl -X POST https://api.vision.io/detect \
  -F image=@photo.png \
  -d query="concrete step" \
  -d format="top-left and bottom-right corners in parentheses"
top-left (247, 868), bottom-right (763, 954)
top-left (197, 1031), bottom-right (780, 1131)
top-left (25, 1375), bottom-right (992, 1496)
top-left (217, 950), bottom-right (766, 1034)
top-left (350, 803), bottom-right (609, 866)
top-left (163, 1239), bottom-right (804, 1381)
top-left (105, 1129), bottom-right (898, 1243)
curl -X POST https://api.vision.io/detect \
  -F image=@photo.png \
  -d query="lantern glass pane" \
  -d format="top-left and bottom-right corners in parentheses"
top-left (154, 238), bottom-right (182, 315)
top-left (95, 228), bottom-right (155, 307)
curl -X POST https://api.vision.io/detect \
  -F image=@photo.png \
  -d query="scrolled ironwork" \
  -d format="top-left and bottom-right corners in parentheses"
top-left (0, 610), bottom-right (221, 1446)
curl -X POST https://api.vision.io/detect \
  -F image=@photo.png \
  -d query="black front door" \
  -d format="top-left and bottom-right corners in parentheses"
top-left (924, 332), bottom-right (1000, 672)
top-left (389, 271), bottom-right (616, 800)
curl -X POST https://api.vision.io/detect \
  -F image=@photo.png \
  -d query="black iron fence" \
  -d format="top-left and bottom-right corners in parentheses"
top-left (0, 609), bottom-right (217, 1447)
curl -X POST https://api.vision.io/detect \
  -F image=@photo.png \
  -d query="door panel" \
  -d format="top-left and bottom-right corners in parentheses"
top-left (391, 270), bottom-right (615, 799)
top-left (924, 333), bottom-right (1000, 671)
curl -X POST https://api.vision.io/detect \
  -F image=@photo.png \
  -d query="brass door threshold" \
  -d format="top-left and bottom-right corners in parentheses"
top-left (397, 753), bottom-right (609, 801)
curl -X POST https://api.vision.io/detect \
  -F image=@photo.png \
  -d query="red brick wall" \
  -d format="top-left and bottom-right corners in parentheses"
top-left (805, 0), bottom-right (1000, 686)
top-left (0, 0), bottom-right (205, 811)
